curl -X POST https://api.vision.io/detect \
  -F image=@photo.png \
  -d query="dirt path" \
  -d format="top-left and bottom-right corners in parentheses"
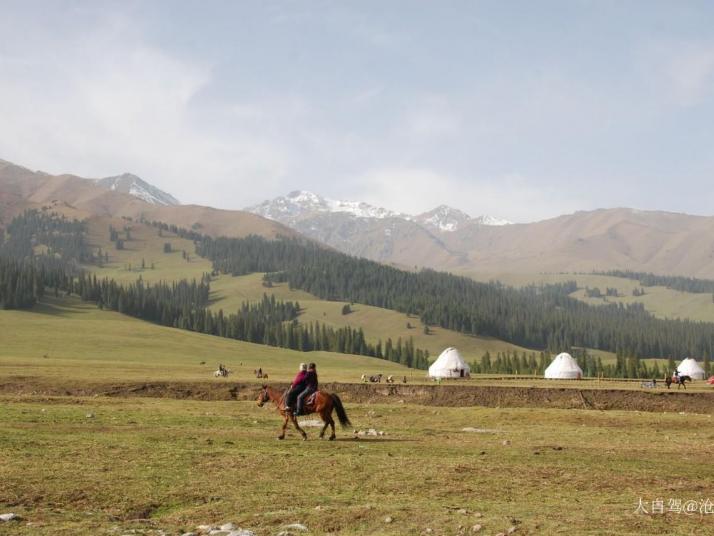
top-left (2, 377), bottom-right (713, 413)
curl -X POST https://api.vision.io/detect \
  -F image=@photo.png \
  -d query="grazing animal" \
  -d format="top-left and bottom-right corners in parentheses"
top-left (361, 374), bottom-right (368, 383)
top-left (369, 374), bottom-right (383, 383)
top-left (665, 374), bottom-right (692, 389)
top-left (256, 384), bottom-right (351, 441)
top-left (214, 368), bottom-right (230, 377)
top-left (386, 375), bottom-right (395, 383)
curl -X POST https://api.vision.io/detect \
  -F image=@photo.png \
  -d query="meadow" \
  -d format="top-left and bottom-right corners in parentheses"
top-left (464, 272), bottom-right (714, 323)
top-left (1, 395), bottom-right (713, 536)
top-left (2, 247), bottom-right (713, 535)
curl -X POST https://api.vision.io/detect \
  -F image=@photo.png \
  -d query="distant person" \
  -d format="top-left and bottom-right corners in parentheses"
top-left (257, 367), bottom-right (263, 378)
top-left (283, 363), bottom-right (308, 412)
top-left (295, 362), bottom-right (319, 416)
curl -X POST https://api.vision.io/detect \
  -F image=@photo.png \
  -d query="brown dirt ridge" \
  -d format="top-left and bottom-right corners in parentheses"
top-left (2, 378), bottom-right (713, 414)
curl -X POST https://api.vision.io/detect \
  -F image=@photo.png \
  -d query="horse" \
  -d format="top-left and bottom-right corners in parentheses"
top-left (386, 375), bottom-right (395, 384)
top-left (256, 384), bottom-right (351, 441)
top-left (665, 375), bottom-right (692, 389)
top-left (369, 374), bottom-right (383, 383)
top-left (214, 368), bottom-right (230, 378)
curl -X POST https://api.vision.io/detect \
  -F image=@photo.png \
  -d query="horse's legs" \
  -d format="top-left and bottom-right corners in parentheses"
top-left (291, 415), bottom-right (308, 441)
top-left (319, 418), bottom-right (329, 439)
top-left (278, 415), bottom-right (288, 440)
top-left (328, 417), bottom-right (336, 440)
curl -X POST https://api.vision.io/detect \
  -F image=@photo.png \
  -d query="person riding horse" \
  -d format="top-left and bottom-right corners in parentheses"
top-left (295, 363), bottom-right (318, 416)
top-left (283, 363), bottom-right (308, 412)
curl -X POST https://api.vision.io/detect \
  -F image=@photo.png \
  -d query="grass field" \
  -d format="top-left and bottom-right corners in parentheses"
top-left (209, 273), bottom-right (540, 362)
top-left (0, 295), bottom-right (411, 383)
top-left (1, 395), bottom-right (712, 535)
top-left (84, 215), bottom-right (212, 284)
top-left (465, 272), bottom-right (714, 323)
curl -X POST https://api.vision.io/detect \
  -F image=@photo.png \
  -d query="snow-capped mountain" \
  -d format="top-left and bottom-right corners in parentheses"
top-left (248, 190), bottom-right (405, 225)
top-left (94, 173), bottom-right (179, 206)
top-left (415, 205), bottom-right (473, 232)
top-left (246, 191), bottom-right (512, 266)
top-left (248, 191), bottom-right (510, 231)
top-left (472, 215), bottom-right (512, 226)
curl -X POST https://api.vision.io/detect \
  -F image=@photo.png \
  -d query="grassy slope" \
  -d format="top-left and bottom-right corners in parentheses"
top-left (81, 217), bottom-right (538, 363)
top-left (1, 396), bottom-right (712, 535)
top-left (209, 273), bottom-right (536, 361)
top-left (0, 295), bottom-right (412, 383)
top-left (465, 271), bottom-right (714, 323)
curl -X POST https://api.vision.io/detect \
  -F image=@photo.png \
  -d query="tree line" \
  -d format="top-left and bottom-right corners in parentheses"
top-left (471, 349), bottom-right (711, 379)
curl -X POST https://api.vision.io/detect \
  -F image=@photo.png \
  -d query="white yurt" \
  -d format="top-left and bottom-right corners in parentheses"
top-left (544, 352), bottom-right (583, 379)
top-left (428, 347), bottom-right (471, 379)
top-left (677, 358), bottom-right (706, 380)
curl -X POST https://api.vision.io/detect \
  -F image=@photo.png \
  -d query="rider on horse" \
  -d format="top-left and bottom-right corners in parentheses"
top-left (295, 363), bottom-right (318, 416)
top-left (284, 363), bottom-right (308, 412)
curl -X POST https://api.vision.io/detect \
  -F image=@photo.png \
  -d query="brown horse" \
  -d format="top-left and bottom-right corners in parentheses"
top-left (256, 385), bottom-right (351, 441)
top-left (665, 374), bottom-right (692, 389)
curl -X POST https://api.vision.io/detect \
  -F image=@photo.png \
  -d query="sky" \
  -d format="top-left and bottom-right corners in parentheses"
top-left (1, 1), bottom-right (714, 222)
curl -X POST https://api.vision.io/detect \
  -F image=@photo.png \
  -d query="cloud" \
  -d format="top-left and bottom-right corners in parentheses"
top-left (352, 167), bottom-right (582, 222)
top-left (0, 12), bottom-right (292, 209)
top-left (644, 40), bottom-right (714, 106)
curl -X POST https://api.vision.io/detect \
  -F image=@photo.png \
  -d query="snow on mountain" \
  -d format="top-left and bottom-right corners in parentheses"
top-left (415, 205), bottom-right (472, 232)
top-left (248, 191), bottom-right (511, 231)
top-left (472, 215), bottom-right (513, 226)
top-left (248, 190), bottom-right (405, 224)
top-left (94, 173), bottom-right (179, 206)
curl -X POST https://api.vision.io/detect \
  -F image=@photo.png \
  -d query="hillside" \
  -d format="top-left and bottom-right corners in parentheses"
top-left (0, 294), bottom-right (411, 382)
top-left (466, 271), bottom-right (714, 323)
top-left (76, 216), bottom-right (536, 362)
top-left (0, 159), bottom-right (297, 240)
top-left (249, 189), bottom-right (714, 278)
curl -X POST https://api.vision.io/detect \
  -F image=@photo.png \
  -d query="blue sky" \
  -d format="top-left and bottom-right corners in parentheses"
top-left (1, 1), bottom-right (713, 221)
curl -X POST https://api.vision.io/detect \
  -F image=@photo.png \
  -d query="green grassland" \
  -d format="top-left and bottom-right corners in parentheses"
top-left (1, 395), bottom-right (712, 535)
top-left (464, 272), bottom-right (714, 323)
top-left (0, 295), bottom-right (412, 383)
top-left (85, 215), bottom-right (213, 284)
top-left (81, 217), bottom-right (543, 363)
top-left (210, 273), bottom-right (537, 362)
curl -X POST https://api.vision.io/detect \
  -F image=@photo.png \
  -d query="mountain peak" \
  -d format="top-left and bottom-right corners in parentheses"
top-left (247, 191), bottom-right (404, 224)
top-left (94, 173), bottom-right (179, 206)
top-left (416, 205), bottom-right (472, 232)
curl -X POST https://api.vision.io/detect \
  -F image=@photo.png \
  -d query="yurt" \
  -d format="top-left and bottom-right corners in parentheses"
top-left (544, 352), bottom-right (583, 379)
top-left (677, 358), bottom-right (706, 380)
top-left (428, 347), bottom-right (470, 379)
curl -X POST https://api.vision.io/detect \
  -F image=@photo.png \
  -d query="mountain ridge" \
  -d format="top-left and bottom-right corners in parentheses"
top-left (247, 190), bottom-right (512, 231)
top-left (94, 173), bottom-right (180, 206)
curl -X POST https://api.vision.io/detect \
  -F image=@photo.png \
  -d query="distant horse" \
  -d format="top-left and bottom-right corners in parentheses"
top-left (214, 368), bottom-right (230, 378)
top-left (665, 375), bottom-right (692, 389)
top-left (386, 375), bottom-right (395, 383)
top-left (256, 384), bottom-right (351, 441)
top-left (369, 374), bottom-right (383, 383)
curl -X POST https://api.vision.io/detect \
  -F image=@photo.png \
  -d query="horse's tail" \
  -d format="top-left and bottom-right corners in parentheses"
top-left (331, 394), bottom-right (351, 428)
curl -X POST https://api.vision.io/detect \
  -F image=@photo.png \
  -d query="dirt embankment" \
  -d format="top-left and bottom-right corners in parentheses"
top-left (2, 378), bottom-right (713, 414)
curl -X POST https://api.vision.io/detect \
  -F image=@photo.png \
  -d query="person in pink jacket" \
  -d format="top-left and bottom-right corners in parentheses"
top-left (283, 362), bottom-right (308, 411)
